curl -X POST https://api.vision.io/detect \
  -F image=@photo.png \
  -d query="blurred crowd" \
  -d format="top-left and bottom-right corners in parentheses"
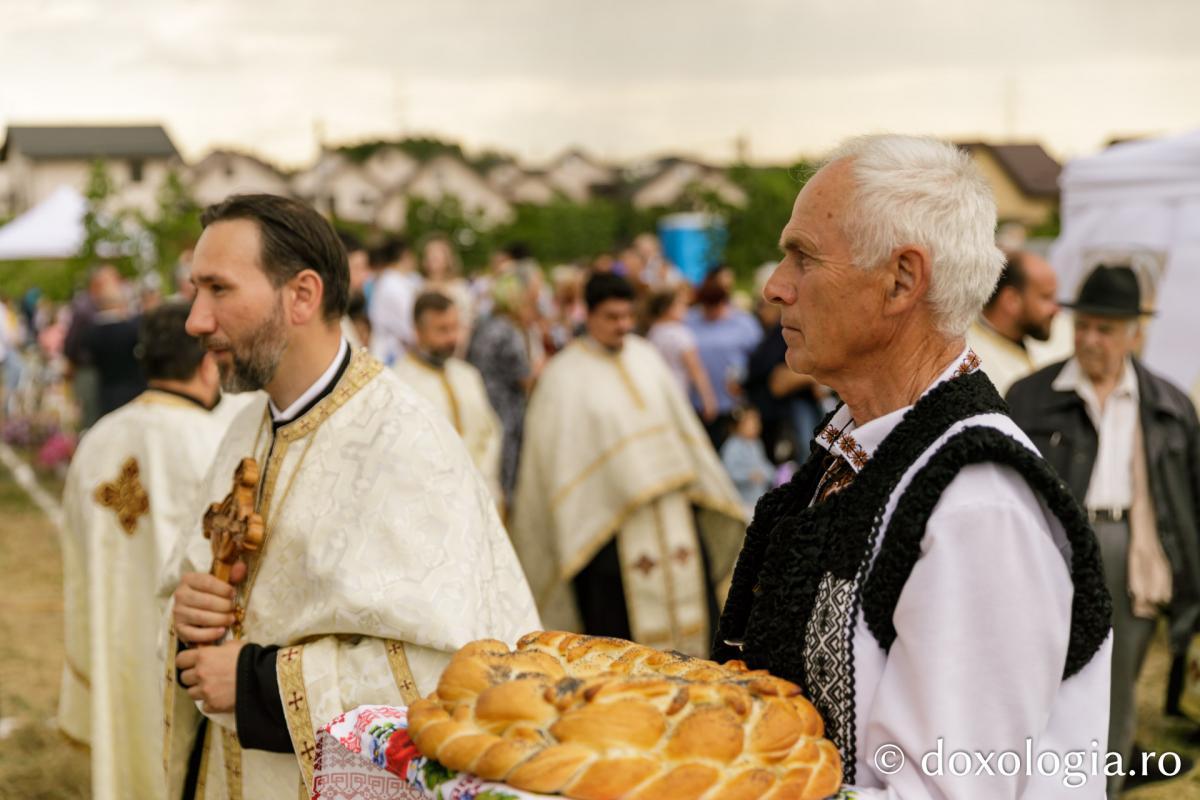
top-left (0, 230), bottom-right (833, 514)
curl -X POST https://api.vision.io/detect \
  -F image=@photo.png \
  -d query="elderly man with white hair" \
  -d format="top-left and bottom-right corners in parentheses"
top-left (713, 135), bottom-right (1113, 798)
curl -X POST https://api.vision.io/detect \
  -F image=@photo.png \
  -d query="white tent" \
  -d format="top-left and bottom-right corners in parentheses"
top-left (1050, 130), bottom-right (1200, 391)
top-left (0, 186), bottom-right (86, 260)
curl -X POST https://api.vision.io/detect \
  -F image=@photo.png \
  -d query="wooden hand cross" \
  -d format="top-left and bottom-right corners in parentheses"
top-left (203, 458), bottom-right (266, 585)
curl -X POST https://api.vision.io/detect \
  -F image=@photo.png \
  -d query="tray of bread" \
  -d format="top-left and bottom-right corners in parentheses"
top-left (400, 631), bottom-right (842, 800)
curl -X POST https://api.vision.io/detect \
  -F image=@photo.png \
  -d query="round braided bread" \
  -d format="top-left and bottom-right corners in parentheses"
top-left (407, 632), bottom-right (842, 800)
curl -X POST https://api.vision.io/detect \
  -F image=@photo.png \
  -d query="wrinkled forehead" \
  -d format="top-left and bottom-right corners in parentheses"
top-left (781, 160), bottom-right (855, 246)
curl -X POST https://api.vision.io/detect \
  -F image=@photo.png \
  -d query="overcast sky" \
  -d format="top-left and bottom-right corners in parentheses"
top-left (2, 0), bottom-right (1197, 168)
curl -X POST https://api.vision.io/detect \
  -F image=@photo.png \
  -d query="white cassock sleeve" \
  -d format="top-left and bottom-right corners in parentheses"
top-left (844, 467), bottom-right (1108, 798)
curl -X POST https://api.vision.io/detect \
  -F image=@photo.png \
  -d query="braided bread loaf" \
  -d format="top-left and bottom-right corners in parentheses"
top-left (407, 631), bottom-right (842, 800)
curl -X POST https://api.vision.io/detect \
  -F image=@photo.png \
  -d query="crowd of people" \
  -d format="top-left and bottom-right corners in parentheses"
top-left (2, 133), bottom-right (1198, 800)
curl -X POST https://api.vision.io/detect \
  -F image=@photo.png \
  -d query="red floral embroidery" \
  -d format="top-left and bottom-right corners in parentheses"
top-left (384, 730), bottom-right (421, 779)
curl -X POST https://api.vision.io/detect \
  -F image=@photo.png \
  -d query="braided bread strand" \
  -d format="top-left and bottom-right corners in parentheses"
top-left (408, 632), bottom-right (842, 800)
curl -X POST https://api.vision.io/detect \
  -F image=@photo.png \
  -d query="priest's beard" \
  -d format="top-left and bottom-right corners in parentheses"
top-left (204, 300), bottom-right (288, 393)
top-left (417, 346), bottom-right (454, 369)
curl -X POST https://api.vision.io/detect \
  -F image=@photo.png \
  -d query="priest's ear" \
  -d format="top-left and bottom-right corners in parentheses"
top-left (285, 268), bottom-right (326, 327)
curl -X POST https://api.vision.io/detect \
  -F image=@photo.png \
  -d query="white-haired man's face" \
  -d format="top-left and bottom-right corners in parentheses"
top-left (763, 160), bottom-right (894, 380)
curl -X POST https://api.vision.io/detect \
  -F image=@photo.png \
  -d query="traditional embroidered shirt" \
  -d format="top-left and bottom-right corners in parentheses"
top-left (715, 349), bottom-right (1113, 798)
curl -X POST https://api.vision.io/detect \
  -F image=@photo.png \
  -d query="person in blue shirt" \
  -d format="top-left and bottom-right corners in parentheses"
top-left (686, 266), bottom-right (762, 448)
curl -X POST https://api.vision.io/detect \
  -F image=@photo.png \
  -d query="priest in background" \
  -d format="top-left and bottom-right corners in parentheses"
top-left (394, 290), bottom-right (504, 508)
top-left (59, 301), bottom-right (226, 800)
top-left (166, 195), bottom-right (539, 800)
top-left (510, 272), bottom-right (745, 657)
top-left (966, 249), bottom-right (1060, 395)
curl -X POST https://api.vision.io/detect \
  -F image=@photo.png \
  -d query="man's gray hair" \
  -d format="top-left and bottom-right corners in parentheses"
top-left (825, 135), bottom-right (1005, 337)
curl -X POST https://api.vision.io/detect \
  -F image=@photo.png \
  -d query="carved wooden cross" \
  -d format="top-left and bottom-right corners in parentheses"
top-left (203, 458), bottom-right (265, 585)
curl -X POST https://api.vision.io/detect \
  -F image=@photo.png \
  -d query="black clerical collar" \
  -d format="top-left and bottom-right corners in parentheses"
top-left (269, 339), bottom-right (352, 430)
top-left (146, 385), bottom-right (217, 411)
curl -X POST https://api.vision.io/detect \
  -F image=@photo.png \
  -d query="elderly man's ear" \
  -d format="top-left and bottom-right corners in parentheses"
top-left (882, 245), bottom-right (933, 317)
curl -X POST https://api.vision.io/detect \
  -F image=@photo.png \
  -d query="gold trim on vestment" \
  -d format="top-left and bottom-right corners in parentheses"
top-left (684, 489), bottom-right (748, 525)
top-left (195, 723), bottom-right (210, 800)
top-left (652, 501), bottom-right (681, 642)
top-left (550, 424), bottom-right (673, 509)
top-left (277, 644), bottom-right (318, 790)
top-left (403, 353), bottom-right (463, 434)
top-left (134, 389), bottom-right (213, 411)
top-left (221, 726), bottom-right (243, 800)
top-left (575, 339), bottom-right (645, 409)
top-left (385, 640), bottom-right (421, 704)
top-left (162, 630), bottom-right (177, 773)
top-left (242, 349), bottom-right (383, 624)
top-left (275, 349), bottom-right (382, 445)
top-left (556, 471), bottom-right (696, 588)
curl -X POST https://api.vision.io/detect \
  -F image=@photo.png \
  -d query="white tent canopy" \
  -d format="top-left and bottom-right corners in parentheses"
top-left (1050, 130), bottom-right (1200, 391)
top-left (0, 186), bottom-right (86, 260)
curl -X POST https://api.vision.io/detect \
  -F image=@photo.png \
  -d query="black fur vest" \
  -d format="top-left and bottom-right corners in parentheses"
top-left (711, 370), bottom-right (1112, 780)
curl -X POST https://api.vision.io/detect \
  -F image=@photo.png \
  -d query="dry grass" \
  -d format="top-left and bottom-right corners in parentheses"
top-left (0, 467), bottom-right (89, 798)
top-left (1126, 626), bottom-right (1200, 798)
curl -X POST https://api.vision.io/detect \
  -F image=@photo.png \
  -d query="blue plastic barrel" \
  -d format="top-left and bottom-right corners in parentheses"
top-left (658, 213), bottom-right (726, 285)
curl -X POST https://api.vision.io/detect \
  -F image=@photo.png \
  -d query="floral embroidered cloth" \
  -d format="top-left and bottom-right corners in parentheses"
top-left (311, 705), bottom-right (551, 800)
top-left (312, 705), bottom-right (858, 800)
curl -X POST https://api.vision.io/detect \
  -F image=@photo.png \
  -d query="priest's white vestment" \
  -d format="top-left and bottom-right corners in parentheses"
top-left (510, 335), bottom-right (746, 657)
top-left (393, 353), bottom-right (503, 505)
top-left (59, 389), bottom-right (231, 799)
top-left (163, 348), bottom-right (540, 800)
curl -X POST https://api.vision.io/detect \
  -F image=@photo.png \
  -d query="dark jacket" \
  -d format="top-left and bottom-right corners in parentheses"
top-left (1007, 358), bottom-right (1200, 648)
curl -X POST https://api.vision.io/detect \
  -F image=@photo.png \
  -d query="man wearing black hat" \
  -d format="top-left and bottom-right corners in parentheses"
top-left (1008, 264), bottom-right (1200, 795)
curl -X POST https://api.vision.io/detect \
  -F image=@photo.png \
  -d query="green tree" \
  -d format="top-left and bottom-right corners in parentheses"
top-left (404, 196), bottom-right (498, 273)
top-left (713, 163), bottom-right (813, 282)
top-left (497, 198), bottom-right (624, 265)
top-left (71, 160), bottom-right (136, 276)
top-left (138, 169), bottom-right (202, 285)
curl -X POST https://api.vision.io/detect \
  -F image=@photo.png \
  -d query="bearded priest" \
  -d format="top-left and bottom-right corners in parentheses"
top-left (510, 272), bottom-right (746, 658)
top-left (165, 194), bottom-right (540, 800)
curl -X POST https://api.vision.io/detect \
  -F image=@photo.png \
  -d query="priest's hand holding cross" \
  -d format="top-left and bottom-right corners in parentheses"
top-left (174, 458), bottom-right (264, 713)
top-left (174, 562), bottom-right (248, 712)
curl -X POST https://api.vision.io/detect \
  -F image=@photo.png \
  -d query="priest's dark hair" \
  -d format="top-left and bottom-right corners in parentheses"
top-left (200, 194), bottom-right (350, 322)
top-left (584, 272), bottom-right (635, 312)
top-left (136, 301), bottom-right (208, 381)
top-left (413, 290), bottom-right (455, 325)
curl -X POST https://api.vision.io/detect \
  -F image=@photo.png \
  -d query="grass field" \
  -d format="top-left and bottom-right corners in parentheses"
top-left (0, 456), bottom-right (1197, 798)
top-left (0, 461), bottom-right (88, 798)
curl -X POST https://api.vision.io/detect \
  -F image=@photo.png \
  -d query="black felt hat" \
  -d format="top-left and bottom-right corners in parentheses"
top-left (1061, 264), bottom-right (1151, 317)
